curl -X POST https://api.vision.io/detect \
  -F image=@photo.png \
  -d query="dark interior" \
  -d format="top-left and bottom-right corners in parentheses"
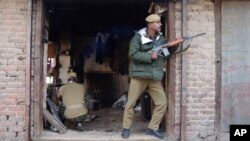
top-left (44, 0), bottom-right (164, 106)
top-left (45, 0), bottom-right (155, 42)
top-left (44, 0), bottom-right (161, 132)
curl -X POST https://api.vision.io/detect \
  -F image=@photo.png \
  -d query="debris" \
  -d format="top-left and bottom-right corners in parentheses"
top-left (43, 109), bottom-right (67, 134)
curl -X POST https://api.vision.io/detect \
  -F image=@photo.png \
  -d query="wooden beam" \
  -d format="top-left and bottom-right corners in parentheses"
top-left (25, 0), bottom-right (32, 140)
top-left (166, 1), bottom-right (176, 137)
top-left (181, 0), bottom-right (187, 141)
top-left (33, 0), bottom-right (44, 137)
top-left (214, 0), bottom-right (222, 140)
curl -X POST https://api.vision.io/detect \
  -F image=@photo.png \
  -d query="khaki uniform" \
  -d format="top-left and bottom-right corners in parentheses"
top-left (59, 82), bottom-right (88, 119)
top-left (123, 78), bottom-right (167, 130)
top-left (122, 28), bottom-right (167, 130)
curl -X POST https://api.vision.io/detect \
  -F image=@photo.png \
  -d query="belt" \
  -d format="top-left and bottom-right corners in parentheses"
top-left (66, 104), bottom-right (84, 110)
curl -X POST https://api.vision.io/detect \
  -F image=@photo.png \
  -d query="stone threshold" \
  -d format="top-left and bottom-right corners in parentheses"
top-left (32, 130), bottom-right (178, 141)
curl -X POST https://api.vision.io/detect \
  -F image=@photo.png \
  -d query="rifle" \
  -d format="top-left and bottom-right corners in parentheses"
top-left (46, 98), bottom-right (63, 123)
top-left (151, 32), bottom-right (206, 54)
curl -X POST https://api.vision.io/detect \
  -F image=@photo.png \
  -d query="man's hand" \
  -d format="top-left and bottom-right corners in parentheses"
top-left (151, 51), bottom-right (158, 61)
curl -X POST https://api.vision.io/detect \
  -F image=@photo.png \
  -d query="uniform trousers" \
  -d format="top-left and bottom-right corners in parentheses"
top-left (122, 78), bottom-right (167, 130)
top-left (68, 115), bottom-right (86, 124)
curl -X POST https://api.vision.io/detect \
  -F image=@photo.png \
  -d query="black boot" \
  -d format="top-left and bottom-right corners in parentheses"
top-left (121, 128), bottom-right (130, 139)
top-left (76, 123), bottom-right (85, 131)
top-left (145, 128), bottom-right (165, 139)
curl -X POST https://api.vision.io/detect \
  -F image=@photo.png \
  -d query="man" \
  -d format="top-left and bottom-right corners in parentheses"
top-left (121, 14), bottom-right (180, 139)
top-left (58, 71), bottom-right (88, 131)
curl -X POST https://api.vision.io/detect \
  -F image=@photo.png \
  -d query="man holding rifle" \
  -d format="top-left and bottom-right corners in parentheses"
top-left (121, 13), bottom-right (205, 139)
top-left (121, 14), bottom-right (182, 139)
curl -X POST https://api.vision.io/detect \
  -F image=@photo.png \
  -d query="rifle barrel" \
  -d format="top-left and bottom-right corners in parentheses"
top-left (151, 32), bottom-right (206, 51)
top-left (184, 32), bottom-right (206, 40)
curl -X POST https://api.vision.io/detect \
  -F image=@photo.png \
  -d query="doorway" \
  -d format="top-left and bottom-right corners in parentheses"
top-left (38, 0), bottom-right (168, 139)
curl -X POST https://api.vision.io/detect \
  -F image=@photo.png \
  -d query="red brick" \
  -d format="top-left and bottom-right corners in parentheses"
top-left (15, 111), bottom-right (25, 117)
top-left (2, 65), bottom-right (18, 71)
top-left (0, 111), bottom-right (16, 116)
top-left (8, 127), bottom-right (24, 132)
top-left (0, 106), bottom-right (7, 112)
top-left (0, 127), bottom-right (7, 132)
top-left (7, 106), bottom-right (25, 112)
top-left (0, 121), bottom-right (16, 127)
top-left (4, 99), bottom-right (17, 105)
top-left (6, 94), bottom-right (24, 99)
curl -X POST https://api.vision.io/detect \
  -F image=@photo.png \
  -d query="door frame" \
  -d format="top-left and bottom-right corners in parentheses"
top-left (30, 0), bottom-right (45, 138)
top-left (30, 0), bottom-right (177, 139)
top-left (214, 0), bottom-right (222, 140)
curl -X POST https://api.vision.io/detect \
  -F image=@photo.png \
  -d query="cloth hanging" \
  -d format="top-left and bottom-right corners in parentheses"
top-left (95, 32), bottom-right (106, 64)
top-left (148, 2), bottom-right (168, 15)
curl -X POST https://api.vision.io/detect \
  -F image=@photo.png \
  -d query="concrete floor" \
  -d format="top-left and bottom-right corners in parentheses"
top-left (36, 130), bottom-right (165, 141)
top-left (34, 108), bottom-right (173, 141)
top-left (81, 108), bottom-right (148, 132)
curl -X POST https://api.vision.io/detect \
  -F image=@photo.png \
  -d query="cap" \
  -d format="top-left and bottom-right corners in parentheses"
top-left (68, 72), bottom-right (76, 78)
top-left (68, 69), bottom-right (76, 78)
top-left (145, 14), bottom-right (161, 23)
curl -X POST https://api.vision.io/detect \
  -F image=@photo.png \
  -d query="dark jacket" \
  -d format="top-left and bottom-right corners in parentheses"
top-left (128, 28), bottom-right (167, 80)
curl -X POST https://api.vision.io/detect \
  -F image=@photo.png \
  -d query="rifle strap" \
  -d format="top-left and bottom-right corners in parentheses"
top-left (174, 39), bottom-right (193, 55)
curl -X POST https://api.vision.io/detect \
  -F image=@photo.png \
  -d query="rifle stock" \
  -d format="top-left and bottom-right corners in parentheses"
top-left (163, 38), bottom-right (184, 48)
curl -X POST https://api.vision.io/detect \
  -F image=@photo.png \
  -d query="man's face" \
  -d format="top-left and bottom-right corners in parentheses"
top-left (149, 20), bottom-right (162, 32)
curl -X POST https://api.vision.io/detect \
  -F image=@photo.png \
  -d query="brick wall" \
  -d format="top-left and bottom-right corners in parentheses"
top-left (174, 0), bottom-right (216, 140)
top-left (0, 0), bottom-right (28, 140)
top-left (0, 0), bottom-right (217, 140)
